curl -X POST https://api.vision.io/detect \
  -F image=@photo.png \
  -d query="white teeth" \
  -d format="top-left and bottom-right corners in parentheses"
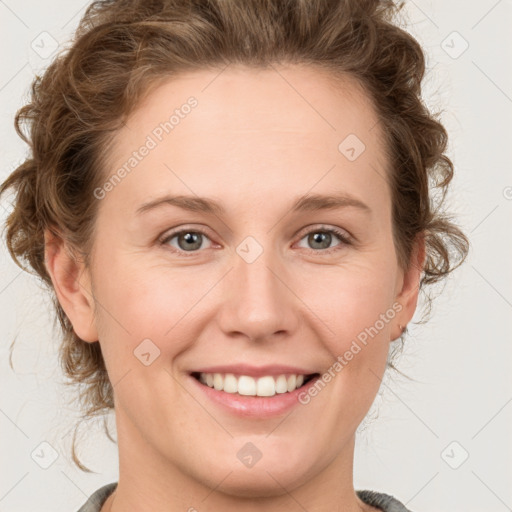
top-left (275, 375), bottom-right (288, 394)
top-left (237, 375), bottom-right (256, 395)
top-left (286, 374), bottom-right (296, 392)
top-left (256, 376), bottom-right (276, 397)
top-left (213, 373), bottom-right (223, 391)
top-left (223, 373), bottom-right (238, 393)
top-left (197, 372), bottom-right (311, 396)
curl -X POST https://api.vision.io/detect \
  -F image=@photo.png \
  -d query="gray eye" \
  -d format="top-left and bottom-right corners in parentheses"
top-left (176, 232), bottom-right (204, 251)
top-left (307, 232), bottom-right (334, 250)
top-left (162, 230), bottom-right (213, 253)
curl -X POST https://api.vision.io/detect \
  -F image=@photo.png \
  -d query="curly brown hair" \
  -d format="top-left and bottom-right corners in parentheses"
top-left (0, 0), bottom-right (469, 471)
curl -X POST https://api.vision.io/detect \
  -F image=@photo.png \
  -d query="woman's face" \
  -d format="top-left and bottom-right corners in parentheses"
top-left (58, 65), bottom-right (422, 498)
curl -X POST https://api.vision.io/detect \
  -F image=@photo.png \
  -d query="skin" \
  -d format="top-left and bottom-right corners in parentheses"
top-left (44, 64), bottom-right (424, 512)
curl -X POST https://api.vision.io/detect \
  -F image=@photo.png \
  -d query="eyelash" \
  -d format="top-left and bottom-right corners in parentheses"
top-left (159, 225), bottom-right (352, 257)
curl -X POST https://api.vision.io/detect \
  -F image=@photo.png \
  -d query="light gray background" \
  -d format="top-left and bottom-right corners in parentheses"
top-left (1, 1), bottom-right (511, 511)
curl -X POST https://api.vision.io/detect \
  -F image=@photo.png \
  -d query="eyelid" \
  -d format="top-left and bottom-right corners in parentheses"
top-left (295, 223), bottom-right (352, 242)
top-left (159, 224), bottom-right (211, 242)
top-left (293, 224), bottom-right (353, 254)
top-left (158, 225), bottom-right (216, 254)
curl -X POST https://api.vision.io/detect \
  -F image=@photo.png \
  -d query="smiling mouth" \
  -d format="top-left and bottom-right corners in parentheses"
top-left (190, 371), bottom-right (320, 397)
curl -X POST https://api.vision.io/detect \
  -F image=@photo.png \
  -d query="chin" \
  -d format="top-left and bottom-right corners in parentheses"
top-left (208, 468), bottom-right (303, 499)
top-left (194, 450), bottom-right (320, 500)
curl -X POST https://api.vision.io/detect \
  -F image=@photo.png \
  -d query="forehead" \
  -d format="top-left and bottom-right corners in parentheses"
top-left (103, 64), bottom-right (390, 216)
top-left (123, 64), bottom-right (382, 140)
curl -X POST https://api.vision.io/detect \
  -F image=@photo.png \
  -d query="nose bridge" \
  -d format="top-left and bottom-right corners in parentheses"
top-left (217, 241), bottom-right (298, 341)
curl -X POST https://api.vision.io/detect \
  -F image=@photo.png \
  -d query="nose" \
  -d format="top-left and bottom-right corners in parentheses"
top-left (216, 247), bottom-right (300, 343)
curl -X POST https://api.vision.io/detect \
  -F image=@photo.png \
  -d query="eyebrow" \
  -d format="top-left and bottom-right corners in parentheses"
top-left (135, 192), bottom-right (371, 216)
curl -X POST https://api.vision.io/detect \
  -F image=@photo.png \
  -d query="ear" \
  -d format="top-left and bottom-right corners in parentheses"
top-left (44, 229), bottom-right (98, 343)
top-left (392, 233), bottom-right (426, 340)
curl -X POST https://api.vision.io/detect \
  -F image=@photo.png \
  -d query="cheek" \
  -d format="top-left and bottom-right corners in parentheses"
top-left (307, 272), bottom-right (396, 427)
top-left (95, 251), bottom-right (197, 330)
top-left (303, 254), bottom-right (398, 409)
top-left (91, 261), bottom-right (200, 379)
top-left (306, 258), bottom-right (398, 344)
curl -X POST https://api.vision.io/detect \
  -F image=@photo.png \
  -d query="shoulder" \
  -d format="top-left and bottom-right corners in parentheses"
top-left (356, 489), bottom-right (415, 512)
top-left (76, 482), bottom-right (118, 512)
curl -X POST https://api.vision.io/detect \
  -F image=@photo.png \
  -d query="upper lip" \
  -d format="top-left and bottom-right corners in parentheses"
top-left (190, 364), bottom-right (319, 378)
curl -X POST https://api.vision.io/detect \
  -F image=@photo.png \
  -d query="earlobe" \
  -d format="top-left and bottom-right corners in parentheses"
top-left (44, 229), bottom-right (98, 343)
top-left (393, 234), bottom-right (426, 339)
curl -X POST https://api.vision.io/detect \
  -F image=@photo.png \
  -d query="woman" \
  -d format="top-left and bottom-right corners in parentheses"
top-left (0, 0), bottom-right (468, 511)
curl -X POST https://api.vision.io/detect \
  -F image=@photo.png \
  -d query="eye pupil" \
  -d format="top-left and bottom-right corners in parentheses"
top-left (178, 232), bottom-right (202, 251)
top-left (309, 232), bottom-right (332, 249)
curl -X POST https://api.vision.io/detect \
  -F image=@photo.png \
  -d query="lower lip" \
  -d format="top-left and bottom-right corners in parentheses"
top-left (188, 374), bottom-right (321, 418)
